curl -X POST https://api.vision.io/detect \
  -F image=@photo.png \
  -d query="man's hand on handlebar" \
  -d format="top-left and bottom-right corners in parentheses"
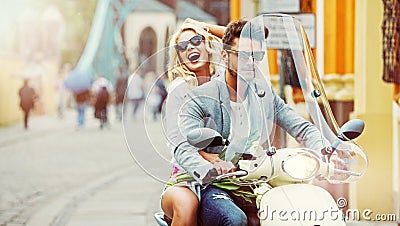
top-left (330, 154), bottom-right (346, 170)
top-left (212, 161), bottom-right (236, 175)
top-left (198, 151), bottom-right (236, 176)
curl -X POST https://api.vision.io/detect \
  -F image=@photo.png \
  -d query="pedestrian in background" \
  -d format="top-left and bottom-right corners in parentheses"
top-left (146, 85), bottom-right (162, 121)
top-left (18, 79), bottom-right (38, 129)
top-left (127, 68), bottom-right (144, 119)
top-left (74, 89), bottom-right (90, 129)
top-left (114, 67), bottom-right (128, 121)
top-left (94, 86), bottom-right (110, 129)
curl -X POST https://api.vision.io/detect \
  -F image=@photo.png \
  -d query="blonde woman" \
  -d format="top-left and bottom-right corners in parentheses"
top-left (161, 20), bottom-right (225, 225)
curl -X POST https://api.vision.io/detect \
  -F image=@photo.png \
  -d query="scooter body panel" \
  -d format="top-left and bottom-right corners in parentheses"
top-left (259, 184), bottom-right (346, 226)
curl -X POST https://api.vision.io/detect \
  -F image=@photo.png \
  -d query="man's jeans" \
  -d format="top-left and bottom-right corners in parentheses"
top-left (199, 185), bottom-right (258, 226)
top-left (77, 103), bottom-right (87, 127)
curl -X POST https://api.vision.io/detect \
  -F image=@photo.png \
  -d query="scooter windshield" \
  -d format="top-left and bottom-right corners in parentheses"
top-left (226, 14), bottom-right (367, 183)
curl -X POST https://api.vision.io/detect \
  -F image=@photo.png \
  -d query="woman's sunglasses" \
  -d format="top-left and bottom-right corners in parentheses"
top-left (226, 49), bottom-right (265, 62)
top-left (175, 35), bottom-right (204, 52)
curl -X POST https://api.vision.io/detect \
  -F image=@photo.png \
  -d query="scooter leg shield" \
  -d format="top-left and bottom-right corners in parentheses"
top-left (258, 184), bottom-right (346, 226)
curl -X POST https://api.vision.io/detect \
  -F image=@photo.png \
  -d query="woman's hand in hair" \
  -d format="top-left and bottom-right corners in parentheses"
top-left (184, 18), bottom-right (226, 38)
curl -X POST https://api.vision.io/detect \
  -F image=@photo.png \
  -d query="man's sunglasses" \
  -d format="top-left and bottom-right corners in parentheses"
top-left (175, 35), bottom-right (204, 52)
top-left (225, 49), bottom-right (265, 61)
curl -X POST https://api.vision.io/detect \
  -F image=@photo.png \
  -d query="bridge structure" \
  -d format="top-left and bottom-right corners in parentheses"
top-left (74, 0), bottom-right (140, 84)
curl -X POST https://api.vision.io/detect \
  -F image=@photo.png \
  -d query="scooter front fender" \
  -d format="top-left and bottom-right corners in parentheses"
top-left (258, 184), bottom-right (346, 226)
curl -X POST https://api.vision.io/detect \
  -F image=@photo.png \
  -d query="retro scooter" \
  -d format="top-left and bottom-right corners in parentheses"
top-left (191, 117), bottom-right (366, 225)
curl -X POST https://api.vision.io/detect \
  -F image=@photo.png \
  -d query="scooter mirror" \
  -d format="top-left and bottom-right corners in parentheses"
top-left (338, 119), bottom-right (365, 141)
top-left (187, 128), bottom-right (225, 149)
top-left (328, 119), bottom-right (365, 154)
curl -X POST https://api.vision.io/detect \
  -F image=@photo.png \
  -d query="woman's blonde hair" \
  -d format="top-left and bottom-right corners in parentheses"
top-left (167, 22), bottom-right (222, 87)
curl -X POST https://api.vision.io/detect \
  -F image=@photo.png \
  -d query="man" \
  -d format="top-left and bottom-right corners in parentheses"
top-left (19, 79), bottom-right (37, 129)
top-left (174, 19), bottom-right (328, 225)
top-left (127, 68), bottom-right (144, 118)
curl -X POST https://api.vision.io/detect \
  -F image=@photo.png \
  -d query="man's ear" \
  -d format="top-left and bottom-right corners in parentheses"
top-left (221, 49), bottom-right (228, 63)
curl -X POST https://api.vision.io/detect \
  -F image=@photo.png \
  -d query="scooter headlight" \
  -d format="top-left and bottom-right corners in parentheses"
top-left (282, 152), bottom-right (320, 180)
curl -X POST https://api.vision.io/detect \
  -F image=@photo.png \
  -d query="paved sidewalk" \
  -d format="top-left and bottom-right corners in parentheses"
top-left (0, 107), bottom-right (168, 226)
top-left (0, 108), bottom-right (83, 146)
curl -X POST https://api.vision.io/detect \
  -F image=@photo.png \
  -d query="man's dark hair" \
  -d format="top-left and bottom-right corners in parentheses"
top-left (222, 19), bottom-right (269, 50)
top-left (222, 19), bottom-right (248, 50)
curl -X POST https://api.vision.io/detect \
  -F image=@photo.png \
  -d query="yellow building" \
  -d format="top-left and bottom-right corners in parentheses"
top-left (232, 0), bottom-right (399, 218)
top-left (0, 5), bottom-right (63, 126)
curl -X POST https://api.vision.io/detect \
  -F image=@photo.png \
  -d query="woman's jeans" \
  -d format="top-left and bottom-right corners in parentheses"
top-left (199, 185), bottom-right (259, 226)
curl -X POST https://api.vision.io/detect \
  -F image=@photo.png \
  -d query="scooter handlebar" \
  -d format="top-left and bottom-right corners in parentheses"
top-left (215, 170), bottom-right (248, 181)
top-left (202, 169), bottom-right (248, 184)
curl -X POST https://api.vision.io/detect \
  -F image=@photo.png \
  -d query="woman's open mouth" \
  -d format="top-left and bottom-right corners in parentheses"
top-left (188, 53), bottom-right (200, 63)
